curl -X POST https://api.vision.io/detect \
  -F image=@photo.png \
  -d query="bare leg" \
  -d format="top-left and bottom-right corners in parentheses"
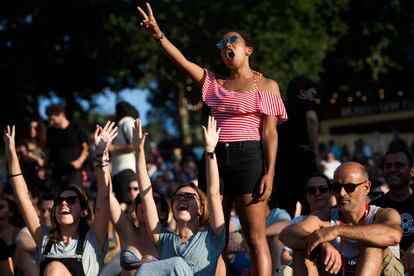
top-left (268, 235), bottom-right (284, 275)
top-left (355, 245), bottom-right (384, 276)
top-left (235, 194), bottom-right (271, 276)
top-left (43, 261), bottom-right (72, 276)
top-left (215, 196), bottom-right (233, 276)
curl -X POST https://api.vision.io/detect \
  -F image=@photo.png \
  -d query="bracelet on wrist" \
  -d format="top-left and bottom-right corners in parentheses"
top-left (10, 172), bottom-right (23, 178)
top-left (155, 33), bottom-right (165, 45)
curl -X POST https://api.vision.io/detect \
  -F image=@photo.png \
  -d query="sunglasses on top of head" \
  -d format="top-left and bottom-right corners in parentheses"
top-left (306, 185), bottom-right (330, 195)
top-left (54, 195), bottom-right (79, 205)
top-left (216, 35), bottom-right (239, 49)
top-left (331, 180), bottom-right (367, 193)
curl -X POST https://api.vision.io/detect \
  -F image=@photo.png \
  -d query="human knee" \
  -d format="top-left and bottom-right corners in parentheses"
top-left (244, 230), bottom-right (267, 250)
top-left (43, 261), bottom-right (71, 276)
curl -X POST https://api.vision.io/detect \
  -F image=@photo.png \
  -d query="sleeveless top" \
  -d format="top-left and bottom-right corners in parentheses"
top-left (202, 69), bottom-right (287, 142)
top-left (329, 205), bottom-right (400, 275)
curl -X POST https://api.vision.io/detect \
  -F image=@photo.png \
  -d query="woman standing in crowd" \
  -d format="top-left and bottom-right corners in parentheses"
top-left (18, 119), bottom-right (47, 194)
top-left (138, 4), bottom-right (287, 274)
top-left (133, 117), bottom-right (225, 275)
top-left (3, 121), bottom-right (117, 275)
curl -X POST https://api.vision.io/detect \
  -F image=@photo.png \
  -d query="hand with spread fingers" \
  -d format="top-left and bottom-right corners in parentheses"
top-left (137, 2), bottom-right (163, 39)
top-left (94, 121), bottom-right (118, 154)
top-left (132, 118), bottom-right (147, 153)
top-left (202, 116), bottom-right (220, 153)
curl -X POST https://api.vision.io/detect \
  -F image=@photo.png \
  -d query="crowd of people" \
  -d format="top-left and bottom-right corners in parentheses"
top-left (1, 3), bottom-right (414, 276)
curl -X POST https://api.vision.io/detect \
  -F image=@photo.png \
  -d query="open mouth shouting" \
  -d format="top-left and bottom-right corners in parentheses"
top-left (226, 49), bottom-right (235, 60)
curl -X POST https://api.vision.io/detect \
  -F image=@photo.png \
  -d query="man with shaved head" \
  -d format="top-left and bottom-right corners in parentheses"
top-left (280, 162), bottom-right (404, 275)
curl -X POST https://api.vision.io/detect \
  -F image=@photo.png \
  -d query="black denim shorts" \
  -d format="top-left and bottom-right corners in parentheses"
top-left (198, 140), bottom-right (264, 196)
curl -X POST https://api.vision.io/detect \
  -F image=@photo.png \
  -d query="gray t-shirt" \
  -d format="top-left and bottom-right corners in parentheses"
top-left (136, 226), bottom-right (226, 276)
top-left (36, 225), bottom-right (108, 276)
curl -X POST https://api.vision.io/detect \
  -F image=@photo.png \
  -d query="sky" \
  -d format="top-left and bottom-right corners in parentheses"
top-left (39, 88), bottom-right (151, 125)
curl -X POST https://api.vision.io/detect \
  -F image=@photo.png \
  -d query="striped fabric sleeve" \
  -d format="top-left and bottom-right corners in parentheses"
top-left (201, 69), bottom-right (215, 103)
top-left (258, 90), bottom-right (288, 124)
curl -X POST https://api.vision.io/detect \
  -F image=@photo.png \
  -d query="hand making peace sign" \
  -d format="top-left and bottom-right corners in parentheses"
top-left (137, 2), bottom-right (163, 39)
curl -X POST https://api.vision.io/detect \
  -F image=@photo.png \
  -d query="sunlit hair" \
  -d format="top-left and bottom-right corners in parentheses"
top-left (171, 183), bottom-right (209, 227)
top-left (49, 185), bottom-right (94, 243)
top-left (133, 189), bottom-right (170, 224)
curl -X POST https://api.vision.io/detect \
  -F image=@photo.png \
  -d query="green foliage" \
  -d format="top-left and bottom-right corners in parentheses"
top-left (1, 0), bottom-right (413, 141)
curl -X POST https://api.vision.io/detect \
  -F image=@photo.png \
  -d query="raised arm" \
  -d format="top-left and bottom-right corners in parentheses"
top-left (3, 126), bottom-right (41, 243)
top-left (133, 119), bottom-right (161, 244)
top-left (93, 121), bottom-right (118, 250)
top-left (202, 116), bottom-right (225, 236)
top-left (137, 2), bottom-right (205, 86)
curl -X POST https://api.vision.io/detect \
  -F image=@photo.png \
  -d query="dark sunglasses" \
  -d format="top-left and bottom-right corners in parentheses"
top-left (216, 35), bottom-right (239, 49)
top-left (54, 195), bottom-right (78, 205)
top-left (306, 185), bottom-right (330, 195)
top-left (172, 192), bottom-right (198, 201)
top-left (128, 187), bottom-right (139, 192)
top-left (331, 180), bottom-right (367, 193)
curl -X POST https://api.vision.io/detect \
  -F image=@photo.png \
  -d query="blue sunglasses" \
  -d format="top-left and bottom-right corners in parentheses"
top-left (216, 35), bottom-right (239, 49)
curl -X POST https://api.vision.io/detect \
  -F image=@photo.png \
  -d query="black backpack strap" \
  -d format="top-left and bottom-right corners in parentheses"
top-left (43, 236), bottom-right (54, 256)
top-left (75, 231), bottom-right (86, 256)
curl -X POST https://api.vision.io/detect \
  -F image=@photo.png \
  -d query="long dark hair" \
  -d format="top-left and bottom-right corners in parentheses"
top-left (49, 185), bottom-right (94, 243)
top-left (115, 101), bottom-right (139, 123)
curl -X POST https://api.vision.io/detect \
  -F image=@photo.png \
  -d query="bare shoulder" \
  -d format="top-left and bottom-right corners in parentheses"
top-left (375, 207), bottom-right (401, 223)
top-left (257, 76), bottom-right (281, 95)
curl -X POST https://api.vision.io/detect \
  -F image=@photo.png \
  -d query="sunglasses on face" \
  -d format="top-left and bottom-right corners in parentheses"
top-left (216, 35), bottom-right (239, 49)
top-left (306, 185), bottom-right (330, 195)
top-left (128, 187), bottom-right (139, 192)
top-left (383, 162), bottom-right (410, 170)
top-left (54, 195), bottom-right (78, 205)
top-left (173, 192), bottom-right (198, 202)
top-left (331, 180), bottom-right (367, 193)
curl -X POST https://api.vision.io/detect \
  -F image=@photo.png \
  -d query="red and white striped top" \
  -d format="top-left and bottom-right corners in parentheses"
top-left (202, 69), bottom-right (288, 142)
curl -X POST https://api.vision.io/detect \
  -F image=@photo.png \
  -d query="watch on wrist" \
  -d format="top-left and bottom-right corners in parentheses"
top-left (205, 151), bottom-right (215, 159)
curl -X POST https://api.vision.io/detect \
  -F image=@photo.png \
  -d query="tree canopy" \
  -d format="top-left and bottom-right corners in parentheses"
top-left (1, 0), bottom-right (413, 143)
